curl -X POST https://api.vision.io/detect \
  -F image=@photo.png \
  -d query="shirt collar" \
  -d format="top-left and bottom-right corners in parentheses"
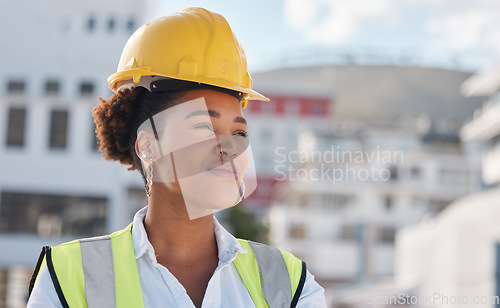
top-left (131, 206), bottom-right (151, 260)
top-left (131, 206), bottom-right (247, 263)
top-left (214, 213), bottom-right (248, 263)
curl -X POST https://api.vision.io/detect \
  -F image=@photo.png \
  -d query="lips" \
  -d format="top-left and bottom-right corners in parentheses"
top-left (208, 162), bottom-right (241, 179)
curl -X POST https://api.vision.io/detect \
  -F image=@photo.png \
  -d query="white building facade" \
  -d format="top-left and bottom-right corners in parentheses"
top-left (269, 123), bottom-right (482, 287)
top-left (0, 1), bottom-right (147, 306)
top-left (395, 64), bottom-right (500, 308)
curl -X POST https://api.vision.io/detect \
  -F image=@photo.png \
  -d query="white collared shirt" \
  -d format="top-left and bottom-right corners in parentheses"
top-left (28, 206), bottom-right (327, 307)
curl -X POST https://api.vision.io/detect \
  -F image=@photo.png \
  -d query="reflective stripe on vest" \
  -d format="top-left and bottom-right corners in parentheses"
top-left (44, 223), bottom-right (144, 308)
top-left (80, 236), bottom-right (115, 307)
top-left (234, 240), bottom-right (302, 308)
top-left (32, 223), bottom-right (304, 308)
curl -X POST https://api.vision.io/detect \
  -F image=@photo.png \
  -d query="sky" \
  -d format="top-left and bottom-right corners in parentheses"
top-left (155, 0), bottom-right (500, 74)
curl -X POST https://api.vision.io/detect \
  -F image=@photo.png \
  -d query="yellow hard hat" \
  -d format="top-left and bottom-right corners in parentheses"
top-left (107, 7), bottom-right (269, 108)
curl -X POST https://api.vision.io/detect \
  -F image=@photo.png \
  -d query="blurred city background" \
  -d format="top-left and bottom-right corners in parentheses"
top-left (1, 0), bottom-right (500, 307)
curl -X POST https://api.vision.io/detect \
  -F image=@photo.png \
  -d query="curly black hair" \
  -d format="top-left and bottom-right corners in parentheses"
top-left (92, 87), bottom-right (183, 185)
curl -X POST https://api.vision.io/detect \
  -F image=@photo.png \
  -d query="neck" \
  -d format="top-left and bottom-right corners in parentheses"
top-left (143, 184), bottom-right (218, 265)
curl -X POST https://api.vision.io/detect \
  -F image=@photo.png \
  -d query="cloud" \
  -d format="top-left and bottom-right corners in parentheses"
top-left (284, 0), bottom-right (500, 55)
top-left (424, 0), bottom-right (500, 54)
top-left (284, 0), bottom-right (393, 43)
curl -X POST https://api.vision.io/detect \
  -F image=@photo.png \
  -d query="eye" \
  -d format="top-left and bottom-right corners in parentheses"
top-left (234, 131), bottom-right (248, 138)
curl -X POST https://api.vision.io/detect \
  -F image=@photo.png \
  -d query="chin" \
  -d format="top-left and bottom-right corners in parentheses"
top-left (179, 171), bottom-right (243, 219)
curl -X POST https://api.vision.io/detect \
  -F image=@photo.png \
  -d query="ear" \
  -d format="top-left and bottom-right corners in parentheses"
top-left (136, 130), bottom-right (159, 162)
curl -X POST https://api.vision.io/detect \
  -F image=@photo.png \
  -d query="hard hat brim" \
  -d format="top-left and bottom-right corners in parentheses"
top-left (108, 70), bottom-right (269, 103)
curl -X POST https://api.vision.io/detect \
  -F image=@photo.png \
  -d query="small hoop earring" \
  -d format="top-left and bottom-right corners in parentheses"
top-left (235, 180), bottom-right (245, 205)
top-left (145, 159), bottom-right (154, 199)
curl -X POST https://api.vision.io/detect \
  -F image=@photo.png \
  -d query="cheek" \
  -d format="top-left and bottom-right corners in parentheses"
top-left (158, 127), bottom-right (216, 158)
top-left (158, 118), bottom-right (217, 155)
top-left (236, 149), bottom-right (249, 174)
top-left (164, 137), bottom-right (220, 179)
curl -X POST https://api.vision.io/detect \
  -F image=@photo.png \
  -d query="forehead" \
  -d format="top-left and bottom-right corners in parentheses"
top-left (178, 89), bottom-right (243, 114)
top-left (146, 90), bottom-right (245, 129)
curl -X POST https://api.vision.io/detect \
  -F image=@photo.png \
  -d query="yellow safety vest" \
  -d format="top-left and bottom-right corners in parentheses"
top-left (29, 223), bottom-right (307, 308)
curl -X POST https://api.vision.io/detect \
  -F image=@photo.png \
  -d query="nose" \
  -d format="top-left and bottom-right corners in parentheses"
top-left (217, 135), bottom-right (239, 158)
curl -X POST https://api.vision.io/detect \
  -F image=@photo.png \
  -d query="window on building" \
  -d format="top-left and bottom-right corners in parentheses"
top-left (289, 223), bottom-right (307, 239)
top-left (107, 18), bottom-right (115, 33)
top-left (87, 16), bottom-right (96, 32)
top-left (7, 80), bottom-right (25, 94)
top-left (410, 166), bottom-right (421, 179)
top-left (49, 110), bottom-right (69, 149)
top-left (91, 121), bottom-right (99, 151)
top-left (79, 82), bottom-right (94, 97)
top-left (298, 193), bottom-right (308, 208)
top-left (384, 195), bottom-right (393, 211)
top-left (321, 194), bottom-right (354, 212)
top-left (260, 128), bottom-right (273, 142)
top-left (6, 107), bottom-right (27, 147)
top-left (310, 102), bottom-right (324, 116)
top-left (428, 198), bottom-right (450, 213)
top-left (389, 165), bottom-right (398, 181)
top-left (127, 18), bottom-right (135, 32)
top-left (285, 99), bottom-right (300, 116)
top-left (340, 224), bottom-right (357, 241)
top-left (261, 100), bottom-right (275, 114)
top-left (378, 227), bottom-right (396, 244)
top-left (439, 168), bottom-right (470, 188)
top-left (0, 191), bottom-right (107, 237)
top-left (489, 134), bottom-right (500, 151)
top-left (45, 80), bottom-right (60, 95)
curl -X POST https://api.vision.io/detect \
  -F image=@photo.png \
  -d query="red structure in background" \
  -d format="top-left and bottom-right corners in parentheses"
top-left (246, 95), bottom-right (330, 117)
top-left (244, 94), bottom-right (332, 209)
top-left (246, 177), bottom-right (281, 210)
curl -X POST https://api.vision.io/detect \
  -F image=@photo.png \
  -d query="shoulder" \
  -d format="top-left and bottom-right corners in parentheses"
top-left (27, 265), bottom-right (63, 308)
top-left (297, 270), bottom-right (328, 307)
top-left (52, 222), bottom-right (134, 253)
top-left (234, 240), bottom-right (327, 307)
top-left (236, 239), bottom-right (303, 269)
top-left (236, 240), bottom-right (303, 290)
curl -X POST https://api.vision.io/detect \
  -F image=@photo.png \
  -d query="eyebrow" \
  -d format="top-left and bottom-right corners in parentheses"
top-left (185, 109), bottom-right (247, 125)
top-left (185, 109), bottom-right (219, 119)
top-left (234, 116), bottom-right (247, 125)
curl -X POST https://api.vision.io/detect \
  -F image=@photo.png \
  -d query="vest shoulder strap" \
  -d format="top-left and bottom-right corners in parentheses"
top-left (234, 239), bottom-right (307, 308)
top-left (28, 246), bottom-right (47, 297)
top-left (29, 223), bottom-right (143, 308)
top-left (44, 239), bottom-right (87, 308)
top-left (28, 245), bottom-right (71, 308)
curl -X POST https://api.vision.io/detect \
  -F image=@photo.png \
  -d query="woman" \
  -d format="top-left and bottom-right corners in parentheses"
top-left (28, 7), bottom-right (327, 307)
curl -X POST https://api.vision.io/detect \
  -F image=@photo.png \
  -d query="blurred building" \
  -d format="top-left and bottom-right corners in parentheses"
top-left (461, 64), bottom-right (500, 187)
top-left (0, 2), bottom-right (490, 307)
top-left (244, 94), bottom-right (332, 210)
top-left (269, 120), bottom-right (481, 282)
top-left (255, 65), bottom-right (485, 307)
top-left (0, 1), bottom-right (146, 306)
top-left (0, 2), bottom-right (333, 305)
top-left (0, 3), bottom-right (333, 306)
top-left (395, 63), bottom-right (500, 308)
top-left (249, 64), bottom-right (482, 214)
